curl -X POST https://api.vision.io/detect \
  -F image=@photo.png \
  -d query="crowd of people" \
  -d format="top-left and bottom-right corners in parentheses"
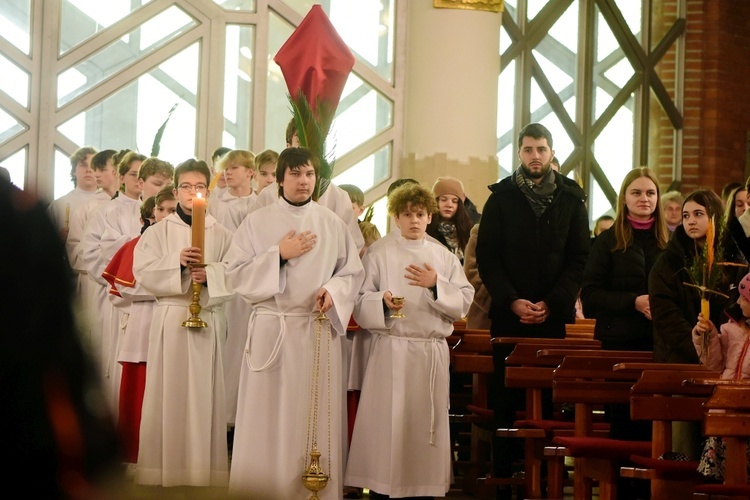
top-left (34, 119), bottom-right (750, 498)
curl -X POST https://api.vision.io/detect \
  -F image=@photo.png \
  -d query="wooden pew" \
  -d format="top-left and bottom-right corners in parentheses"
top-left (488, 340), bottom-right (614, 498)
top-left (614, 365), bottom-right (720, 500)
top-left (449, 329), bottom-right (492, 496)
top-left (565, 322), bottom-right (595, 340)
top-left (545, 354), bottom-right (657, 500)
top-left (686, 380), bottom-right (750, 498)
top-left (475, 338), bottom-right (600, 497)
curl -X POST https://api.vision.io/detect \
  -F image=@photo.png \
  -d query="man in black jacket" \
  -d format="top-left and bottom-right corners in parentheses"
top-left (475, 123), bottom-right (590, 491)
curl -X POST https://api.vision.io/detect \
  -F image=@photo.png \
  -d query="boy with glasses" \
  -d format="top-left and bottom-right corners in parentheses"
top-left (133, 158), bottom-right (234, 488)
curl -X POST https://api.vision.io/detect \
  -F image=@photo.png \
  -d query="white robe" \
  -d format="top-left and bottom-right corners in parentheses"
top-left (207, 189), bottom-right (256, 425)
top-left (345, 236), bottom-right (473, 498)
top-left (133, 212), bottom-right (234, 487)
top-left (208, 189), bottom-right (256, 231)
top-left (83, 195), bottom-right (141, 413)
top-left (251, 181), bottom-right (366, 252)
top-left (226, 195), bottom-right (257, 233)
top-left (226, 198), bottom-right (364, 499)
top-left (47, 186), bottom-right (109, 232)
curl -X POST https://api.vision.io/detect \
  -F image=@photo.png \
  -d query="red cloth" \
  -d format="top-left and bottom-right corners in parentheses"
top-left (102, 236), bottom-right (140, 297)
top-left (273, 5), bottom-right (354, 113)
top-left (117, 362), bottom-right (147, 464)
top-left (347, 390), bottom-right (360, 447)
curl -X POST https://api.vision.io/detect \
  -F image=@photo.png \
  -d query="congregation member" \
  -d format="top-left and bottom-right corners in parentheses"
top-left (661, 190), bottom-right (684, 233)
top-left (476, 122), bottom-right (589, 494)
top-left (650, 188), bottom-right (744, 364)
top-left (226, 147), bottom-right (364, 499)
top-left (693, 270), bottom-right (750, 482)
top-left (581, 167), bottom-right (669, 353)
top-left (133, 158), bottom-right (234, 487)
top-left (426, 176), bottom-right (473, 264)
top-left (345, 182), bottom-right (473, 498)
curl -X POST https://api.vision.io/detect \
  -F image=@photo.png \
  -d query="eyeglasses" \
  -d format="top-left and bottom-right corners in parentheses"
top-left (177, 183), bottom-right (208, 193)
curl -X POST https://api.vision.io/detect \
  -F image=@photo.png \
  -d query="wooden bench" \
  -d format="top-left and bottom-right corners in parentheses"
top-left (487, 340), bottom-right (614, 498)
top-left (545, 353), bottom-right (657, 500)
top-left (480, 337), bottom-right (601, 496)
top-left (565, 322), bottom-right (596, 340)
top-left (685, 379), bottom-right (750, 498)
top-left (449, 329), bottom-right (492, 496)
top-left (615, 364), bottom-right (720, 500)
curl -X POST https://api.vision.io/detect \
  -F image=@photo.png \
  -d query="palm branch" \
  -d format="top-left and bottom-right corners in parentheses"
top-left (150, 101), bottom-right (179, 157)
top-left (289, 90), bottom-right (336, 200)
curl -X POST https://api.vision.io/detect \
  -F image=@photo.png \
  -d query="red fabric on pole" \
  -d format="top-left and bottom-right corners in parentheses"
top-left (274, 4), bottom-right (355, 112)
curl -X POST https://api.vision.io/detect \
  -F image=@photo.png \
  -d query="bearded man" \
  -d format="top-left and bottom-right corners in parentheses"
top-left (475, 123), bottom-right (590, 495)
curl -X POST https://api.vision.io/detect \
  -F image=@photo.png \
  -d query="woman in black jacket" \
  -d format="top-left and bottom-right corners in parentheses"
top-left (581, 167), bottom-right (669, 351)
top-left (649, 188), bottom-right (745, 364)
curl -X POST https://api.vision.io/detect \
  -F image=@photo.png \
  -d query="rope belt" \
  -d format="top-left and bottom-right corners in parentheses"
top-left (244, 310), bottom-right (318, 372)
top-left (372, 331), bottom-right (443, 445)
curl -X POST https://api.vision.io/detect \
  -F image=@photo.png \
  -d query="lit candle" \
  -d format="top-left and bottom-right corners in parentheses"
top-left (64, 204), bottom-right (70, 229)
top-left (191, 192), bottom-right (206, 264)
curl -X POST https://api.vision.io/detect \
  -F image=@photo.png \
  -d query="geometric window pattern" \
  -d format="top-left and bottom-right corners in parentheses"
top-left (498, 0), bottom-right (684, 220)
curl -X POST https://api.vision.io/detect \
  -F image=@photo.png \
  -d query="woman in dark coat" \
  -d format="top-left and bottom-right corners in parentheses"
top-left (649, 189), bottom-right (745, 364)
top-left (581, 167), bottom-right (669, 352)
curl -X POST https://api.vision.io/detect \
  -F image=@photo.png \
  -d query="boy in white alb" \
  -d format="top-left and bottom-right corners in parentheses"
top-left (345, 183), bottom-right (473, 498)
top-left (133, 159), bottom-right (234, 487)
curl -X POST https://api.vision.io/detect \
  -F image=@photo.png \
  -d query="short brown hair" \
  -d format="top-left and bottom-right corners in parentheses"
top-left (174, 158), bottom-right (210, 186)
top-left (69, 146), bottom-right (97, 184)
top-left (139, 157), bottom-right (174, 182)
top-left (255, 149), bottom-right (279, 169)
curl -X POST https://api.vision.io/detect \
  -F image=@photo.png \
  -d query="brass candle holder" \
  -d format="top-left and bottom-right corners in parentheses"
top-left (182, 263), bottom-right (208, 329)
top-left (391, 296), bottom-right (406, 318)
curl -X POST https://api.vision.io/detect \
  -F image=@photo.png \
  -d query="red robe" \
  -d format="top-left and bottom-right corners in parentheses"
top-left (102, 236), bottom-right (146, 464)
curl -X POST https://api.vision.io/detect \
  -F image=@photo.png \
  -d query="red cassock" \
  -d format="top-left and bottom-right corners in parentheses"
top-left (102, 236), bottom-right (146, 464)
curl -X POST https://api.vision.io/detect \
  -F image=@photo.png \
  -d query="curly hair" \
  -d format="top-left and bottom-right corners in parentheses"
top-left (387, 183), bottom-right (437, 216)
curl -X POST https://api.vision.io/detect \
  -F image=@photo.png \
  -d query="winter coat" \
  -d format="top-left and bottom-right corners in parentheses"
top-left (693, 319), bottom-right (750, 379)
top-left (581, 225), bottom-right (664, 350)
top-left (649, 225), bottom-right (743, 363)
top-left (464, 224), bottom-right (492, 330)
top-left (476, 171), bottom-right (590, 337)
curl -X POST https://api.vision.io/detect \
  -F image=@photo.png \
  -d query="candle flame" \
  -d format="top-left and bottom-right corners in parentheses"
top-left (196, 192), bottom-right (202, 199)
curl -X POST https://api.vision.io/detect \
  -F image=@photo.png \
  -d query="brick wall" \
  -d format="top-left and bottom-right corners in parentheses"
top-left (676, 0), bottom-right (750, 194)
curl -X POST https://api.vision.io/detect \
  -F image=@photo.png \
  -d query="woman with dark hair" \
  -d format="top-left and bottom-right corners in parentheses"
top-left (649, 188), bottom-right (744, 364)
top-left (426, 176), bottom-right (473, 263)
top-left (582, 167), bottom-right (669, 352)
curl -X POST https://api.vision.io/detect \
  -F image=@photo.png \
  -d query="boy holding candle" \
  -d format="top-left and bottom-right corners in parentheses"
top-left (133, 159), bottom-right (234, 487)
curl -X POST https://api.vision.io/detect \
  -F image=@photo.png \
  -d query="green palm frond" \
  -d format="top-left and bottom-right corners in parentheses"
top-left (289, 90), bottom-right (336, 200)
top-left (150, 101), bottom-right (179, 157)
top-left (363, 204), bottom-right (375, 223)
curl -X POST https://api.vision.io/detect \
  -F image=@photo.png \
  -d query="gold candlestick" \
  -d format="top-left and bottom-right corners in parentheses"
top-left (182, 264), bottom-right (208, 329)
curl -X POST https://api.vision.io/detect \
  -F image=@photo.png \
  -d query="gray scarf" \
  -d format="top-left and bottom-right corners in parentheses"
top-left (514, 165), bottom-right (556, 218)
